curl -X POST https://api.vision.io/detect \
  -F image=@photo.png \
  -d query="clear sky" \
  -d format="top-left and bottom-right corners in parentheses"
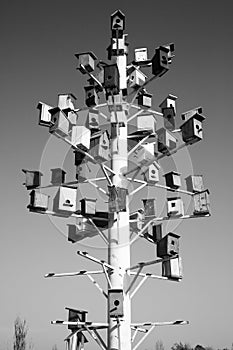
top-left (1, 1), bottom-right (233, 350)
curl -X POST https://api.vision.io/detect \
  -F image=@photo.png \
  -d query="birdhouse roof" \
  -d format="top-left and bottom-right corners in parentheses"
top-left (163, 171), bottom-right (181, 177)
top-left (58, 93), bottom-right (77, 100)
top-left (91, 129), bottom-right (109, 140)
top-left (111, 9), bottom-right (125, 19)
top-left (51, 168), bottom-right (66, 174)
top-left (180, 113), bottom-right (206, 128)
top-left (159, 94), bottom-right (177, 108)
top-left (75, 51), bottom-right (97, 60)
top-left (22, 169), bottom-right (43, 175)
top-left (167, 196), bottom-right (181, 201)
top-left (65, 307), bottom-right (88, 314)
top-left (80, 198), bottom-right (97, 202)
top-left (166, 232), bottom-right (180, 239)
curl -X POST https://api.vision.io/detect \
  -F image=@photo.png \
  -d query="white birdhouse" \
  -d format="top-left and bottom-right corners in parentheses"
top-left (157, 232), bottom-right (180, 258)
top-left (28, 190), bottom-right (49, 212)
top-left (49, 108), bottom-right (70, 137)
top-left (185, 175), bottom-right (204, 193)
top-left (134, 48), bottom-right (148, 63)
top-left (80, 198), bottom-right (97, 215)
top-left (57, 93), bottom-right (76, 111)
top-left (181, 107), bottom-right (203, 122)
top-left (53, 186), bottom-right (77, 216)
top-left (130, 210), bottom-right (145, 231)
top-left (167, 197), bottom-right (184, 217)
top-left (128, 68), bottom-right (147, 88)
top-left (90, 130), bottom-right (110, 162)
top-left (71, 126), bottom-right (91, 151)
top-left (108, 289), bottom-right (124, 318)
top-left (152, 46), bottom-right (170, 77)
top-left (50, 168), bottom-right (66, 185)
top-left (180, 113), bottom-right (205, 145)
top-left (137, 91), bottom-right (152, 108)
top-left (134, 143), bottom-right (157, 166)
top-left (159, 94), bottom-right (177, 114)
top-left (163, 171), bottom-right (181, 189)
top-left (193, 190), bottom-right (210, 215)
top-left (142, 199), bottom-right (156, 217)
top-left (22, 169), bottom-right (43, 190)
top-left (157, 127), bottom-right (177, 154)
top-left (143, 161), bottom-right (160, 184)
top-left (162, 257), bottom-right (182, 280)
top-left (103, 64), bottom-right (120, 95)
top-left (67, 219), bottom-right (97, 243)
top-left (37, 102), bottom-right (53, 127)
top-left (111, 9), bottom-right (125, 37)
top-left (84, 86), bottom-right (99, 107)
top-left (75, 52), bottom-right (97, 74)
top-left (88, 109), bottom-right (99, 131)
top-left (137, 113), bottom-right (156, 133)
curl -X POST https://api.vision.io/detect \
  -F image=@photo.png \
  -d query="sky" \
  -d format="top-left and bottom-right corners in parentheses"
top-left (1, 1), bottom-right (233, 350)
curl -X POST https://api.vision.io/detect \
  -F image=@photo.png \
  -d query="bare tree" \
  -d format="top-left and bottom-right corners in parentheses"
top-left (13, 317), bottom-right (28, 350)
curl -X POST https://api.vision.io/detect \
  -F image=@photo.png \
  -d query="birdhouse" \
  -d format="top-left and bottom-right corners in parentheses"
top-left (90, 130), bottom-right (110, 162)
top-left (74, 150), bottom-right (86, 166)
top-left (76, 163), bottom-right (90, 183)
top-left (134, 143), bottom-right (157, 166)
top-left (66, 307), bottom-right (88, 330)
top-left (50, 168), bottom-right (66, 185)
top-left (80, 198), bottom-right (97, 215)
top-left (111, 10), bottom-right (125, 38)
top-left (84, 86), bottom-right (99, 107)
top-left (142, 199), bottom-right (156, 217)
top-left (143, 161), bottom-right (160, 184)
top-left (152, 46), bottom-right (170, 77)
top-left (157, 232), bottom-right (180, 258)
top-left (130, 210), bottom-right (145, 232)
top-left (108, 289), bottom-right (124, 318)
top-left (180, 113), bottom-right (205, 145)
top-left (128, 68), bottom-right (147, 89)
top-left (164, 43), bottom-right (175, 63)
top-left (108, 186), bottom-right (128, 212)
top-left (75, 52), bottom-right (97, 74)
top-left (103, 64), bottom-right (120, 95)
top-left (37, 102), bottom-right (53, 127)
top-left (162, 107), bottom-right (176, 131)
top-left (107, 94), bottom-right (127, 125)
top-left (71, 126), bottom-right (91, 151)
top-left (57, 93), bottom-right (76, 112)
top-left (193, 190), bottom-right (210, 216)
top-left (162, 257), bottom-right (182, 280)
top-left (109, 35), bottom-right (128, 57)
top-left (67, 219), bottom-right (98, 243)
top-left (137, 113), bottom-right (156, 133)
top-left (167, 197), bottom-right (184, 217)
top-left (53, 186), bottom-right (77, 216)
top-left (147, 223), bottom-right (162, 243)
top-left (156, 128), bottom-right (177, 154)
top-left (159, 94), bottom-right (177, 115)
top-left (181, 107), bottom-right (203, 122)
top-left (49, 108), bottom-right (70, 137)
top-left (185, 175), bottom-right (204, 193)
top-left (28, 190), bottom-right (49, 212)
top-left (92, 211), bottom-right (114, 229)
top-left (137, 90), bottom-right (153, 109)
top-left (22, 169), bottom-right (43, 190)
top-left (163, 171), bottom-right (181, 189)
top-left (88, 109), bottom-right (100, 131)
top-left (134, 48), bottom-right (148, 63)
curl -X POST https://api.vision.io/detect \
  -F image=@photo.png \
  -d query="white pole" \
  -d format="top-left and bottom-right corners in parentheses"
top-left (108, 51), bottom-right (131, 349)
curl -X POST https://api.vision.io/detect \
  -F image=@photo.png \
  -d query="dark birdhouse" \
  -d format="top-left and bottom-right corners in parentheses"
top-left (137, 90), bottom-right (153, 109)
top-left (67, 219), bottom-right (97, 243)
top-left (57, 93), bottom-right (76, 112)
top-left (84, 86), bottom-right (98, 108)
top-left (144, 162), bottom-right (160, 184)
top-left (163, 171), bottom-right (181, 189)
top-left (71, 125), bottom-right (91, 151)
top-left (111, 10), bottom-right (125, 38)
top-left (66, 307), bottom-right (88, 331)
top-left (28, 190), bottom-right (49, 212)
top-left (157, 232), bottom-right (180, 258)
top-left (22, 169), bottom-right (43, 190)
top-left (108, 289), bottom-right (124, 318)
top-left (142, 199), bottom-right (156, 217)
top-left (193, 190), bottom-right (210, 216)
top-left (74, 151), bottom-right (86, 167)
top-left (147, 223), bottom-right (162, 243)
top-left (167, 197), bottom-right (184, 217)
top-left (75, 52), bottom-right (97, 74)
top-left (156, 128), bottom-right (177, 154)
top-left (103, 64), bottom-right (120, 95)
top-left (159, 94), bottom-right (177, 114)
top-left (37, 102), bottom-right (53, 127)
top-left (130, 210), bottom-right (145, 232)
top-left (159, 95), bottom-right (177, 131)
top-left (108, 186), bottom-right (128, 212)
top-left (90, 130), bottom-right (110, 162)
top-left (180, 113), bottom-right (205, 145)
top-left (162, 257), bottom-right (182, 280)
top-left (185, 175), bottom-right (204, 193)
top-left (152, 46), bottom-right (170, 77)
top-left (181, 107), bottom-right (203, 122)
top-left (80, 198), bottom-right (97, 215)
top-left (128, 68), bottom-right (147, 88)
top-left (49, 108), bottom-right (70, 137)
top-left (134, 48), bottom-right (148, 63)
top-left (92, 211), bottom-right (114, 229)
top-left (50, 168), bottom-right (66, 185)
top-left (53, 186), bottom-right (77, 216)
top-left (88, 109), bottom-right (100, 131)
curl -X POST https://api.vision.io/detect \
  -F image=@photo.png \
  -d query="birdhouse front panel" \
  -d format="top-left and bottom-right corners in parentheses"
top-left (103, 64), bottom-right (120, 94)
top-left (49, 109), bottom-right (69, 137)
top-left (181, 115), bottom-right (204, 144)
top-left (193, 190), bottom-right (210, 215)
top-left (80, 198), bottom-right (97, 215)
top-left (22, 170), bottom-right (42, 190)
top-left (111, 10), bottom-right (125, 32)
top-left (37, 102), bottom-right (53, 127)
top-left (145, 162), bottom-right (160, 184)
top-left (185, 175), bottom-right (204, 193)
top-left (152, 47), bottom-right (169, 77)
top-left (75, 52), bottom-right (97, 74)
top-left (137, 114), bottom-right (156, 133)
top-left (162, 257), bottom-right (182, 280)
top-left (157, 128), bottom-right (177, 154)
top-left (142, 199), bottom-right (156, 217)
top-left (88, 110), bottom-right (99, 130)
top-left (163, 107), bottom-right (176, 131)
top-left (109, 187), bottom-right (127, 212)
top-left (151, 223), bottom-right (162, 243)
top-left (71, 126), bottom-right (91, 151)
top-left (108, 289), bottom-right (124, 318)
top-left (159, 95), bottom-right (177, 114)
top-left (53, 187), bottom-right (77, 215)
top-left (129, 69), bottom-right (146, 88)
top-left (164, 172), bottom-right (181, 189)
top-left (137, 93), bottom-right (152, 108)
top-left (51, 168), bottom-right (66, 185)
top-left (28, 190), bottom-right (49, 211)
top-left (181, 107), bottom-right (202, 122)
top-left (157, 232), bottom-right (180, 258)
top-left (76, 163), bottom-right (90, 183)
top-left (111, 37), bottom-right (128, 56)
top-left (57, 94), bottom-right (76, 111)
top-left (90, 131), bottom-right (110, 162)
top-left (167, 197), bottom-right (184, 217)
top-left (84, 86), bottom-right (99, 107)
top-left (134, 48), bottom-right (148, 62)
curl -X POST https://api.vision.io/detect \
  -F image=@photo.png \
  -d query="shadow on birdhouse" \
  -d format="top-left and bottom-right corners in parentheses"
top-left (71, 126), bottom-right (91, 151)
top-left (50, 168), bottom-right (66, 186)
top-left (49, 108), bottom-right (70, 137)
top-left (163, 171), bottom-right (181, 190)
top-left (185, 175), bottom-right (204, 193)
top-left (193, 189), bottom-right (210, 216)
top-left (67, 220), bottom-right (98, 243)
top-left (156, 127), bottom-right (177, 154)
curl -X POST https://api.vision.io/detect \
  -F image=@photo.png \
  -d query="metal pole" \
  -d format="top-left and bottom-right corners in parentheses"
top-left (108, 52), bottom-right (131, 349)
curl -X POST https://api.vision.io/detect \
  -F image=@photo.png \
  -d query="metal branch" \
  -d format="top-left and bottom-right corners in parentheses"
top-left (101, 164), bottom-right (113, 187)
top-left (77, 251), bottom-right (114, 270)
top-left (130, 275), bottom-right (148, 299)
top-left (131, 328), bottom-right (139, 343)
top-left (86, 274), bottom-right (107, 298)
top-left (132, 320), bottom-right (189, 327)
top-left (102, 264), bottom-right (112, 289)
top-left (128, 134), bottom-right (151, 156)
top-left (93, 329), bottom-right (107, 350)
top-left (130, 271), bottom-right (181, 282)
top-left (51, 320), bottom-right (109, 329)
top-left (88, 218), bottom-right (109, 245)
top-left (155, 183), bottom-right (194, 196)
top-left (126, 265), bottom-right (143, 294)
top-left (86, 179), bottom-right (108, 196)
top-left (79, 64), bottom-right (103, 91)
top-left (44, 270), bottom-right (103, 278)
top-left (127, 255), bottom-right (178, 271)
top-left (127, 109), bottom-right (144, 123)
top-left (83, 326), bottom-right (106, 350)
top-left (132, 325), bottom-right (155, 350)
top-left (157, 142), bottom-right (188, 161)
top-left (129, 183), bottom-right (147, 197)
